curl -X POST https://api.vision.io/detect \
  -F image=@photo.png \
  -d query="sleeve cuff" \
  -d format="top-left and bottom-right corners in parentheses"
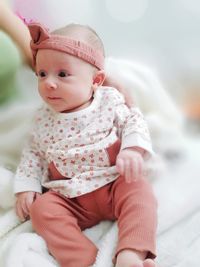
top-left (121, 133), bottom-right (155, 159)
top-left (14, 176), bottom-right (42, 194)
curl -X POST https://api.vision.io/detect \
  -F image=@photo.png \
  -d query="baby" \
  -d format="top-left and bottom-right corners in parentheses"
top-left (14, 22), bottom-right (157, 267)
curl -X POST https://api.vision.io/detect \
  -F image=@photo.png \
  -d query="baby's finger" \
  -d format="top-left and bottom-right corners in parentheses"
top-left (131, 162), bottom-right (139, 182)
top-left (137, 160), bottom-right (144, 179)
top-left (124, 160), bottom-right (132, 183)
top-left (25, 193), bottom-right (35, 212)
top-left (16, 202), bottom-right (27, 222)
top-left (21, 198), bottom-right (30, 216)
top-left (129, 159), bottom-right (139, 182)
top-left (116, 158), bottom-right (124, 176)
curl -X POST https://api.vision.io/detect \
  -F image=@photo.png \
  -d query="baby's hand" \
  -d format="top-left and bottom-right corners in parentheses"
top-left (116, 148), bottom-right (144, 183)
top-left (15, 191), bottom-right (41, 221)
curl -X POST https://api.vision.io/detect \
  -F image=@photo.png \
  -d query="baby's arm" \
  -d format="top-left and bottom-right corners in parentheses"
top-left (14, 113), bottom-right (45, 221)
top-left (0, 0), bottom-right (32, 67)
top-left (15, 191), bottom-right (41, 221)
top-left (113, 94), bottom-right (153, 182)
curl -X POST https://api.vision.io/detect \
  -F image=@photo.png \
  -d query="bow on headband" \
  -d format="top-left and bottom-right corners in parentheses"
top-left (28, 22), bottom-right (105, 70)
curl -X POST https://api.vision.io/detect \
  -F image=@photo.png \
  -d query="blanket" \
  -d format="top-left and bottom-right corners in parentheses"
top-left (0, 58), bottom-right (199, 267)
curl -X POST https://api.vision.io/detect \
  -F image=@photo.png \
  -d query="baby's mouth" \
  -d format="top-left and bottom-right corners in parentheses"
top-left (47, 96), bottom-right (62, 100)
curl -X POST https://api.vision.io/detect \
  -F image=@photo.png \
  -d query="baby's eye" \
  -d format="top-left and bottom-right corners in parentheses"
top-left (38, 70), bottom-right (47, 77)
top-left (58, 71), bottom-right (68, 77)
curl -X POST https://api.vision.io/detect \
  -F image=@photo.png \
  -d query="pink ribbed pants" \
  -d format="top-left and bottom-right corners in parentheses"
top-left (30, 176), bottom-right (157, 267)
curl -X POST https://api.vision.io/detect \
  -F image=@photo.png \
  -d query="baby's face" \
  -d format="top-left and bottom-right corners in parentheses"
top-left (36, 49), bottom-right (95, 113)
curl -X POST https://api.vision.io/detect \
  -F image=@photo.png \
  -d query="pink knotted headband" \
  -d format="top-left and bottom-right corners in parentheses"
top-left (28, 23), bottom-right (105, 70)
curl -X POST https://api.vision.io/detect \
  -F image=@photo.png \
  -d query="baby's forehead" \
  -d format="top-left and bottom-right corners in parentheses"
top-left (36, 49), bottom-right (72, 61)
top-left (35, 49), bottom-right (90, 69)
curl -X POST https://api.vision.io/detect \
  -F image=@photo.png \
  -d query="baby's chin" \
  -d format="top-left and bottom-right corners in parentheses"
top-left (45, 100), bottom-right (68, 113)
top-left (47, 100), bottom-right (91, 113)
top-left (46, 103), bottom-right (66, 113)
top-left (49, 105), bottom-right (75, 113)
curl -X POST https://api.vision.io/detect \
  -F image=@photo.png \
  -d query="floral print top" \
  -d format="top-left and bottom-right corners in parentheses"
top-left (14, 87), bottom-right (153, 198)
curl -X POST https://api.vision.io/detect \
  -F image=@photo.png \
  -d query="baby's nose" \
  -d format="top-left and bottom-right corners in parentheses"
top-left (45, 78), bottom-right (57, 90)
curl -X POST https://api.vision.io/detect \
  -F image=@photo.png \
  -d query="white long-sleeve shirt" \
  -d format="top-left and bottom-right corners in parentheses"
top-left (14, 87), bottom-right (153, 198)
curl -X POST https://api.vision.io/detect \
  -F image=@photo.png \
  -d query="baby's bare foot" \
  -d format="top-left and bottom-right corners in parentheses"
top-left (143, 259), bottom-right (156, 267)
top-left (131, 259), bottom-right (156, 267)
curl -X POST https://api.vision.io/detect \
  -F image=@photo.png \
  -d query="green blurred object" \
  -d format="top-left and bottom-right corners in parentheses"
top-left (0, 30), bottom-right (21, 104)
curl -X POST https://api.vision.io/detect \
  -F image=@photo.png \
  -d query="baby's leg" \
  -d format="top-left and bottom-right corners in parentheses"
top-left (112, 176), bottom-right (158, 267)
top-left (29, 190), bottom-right (98, 267)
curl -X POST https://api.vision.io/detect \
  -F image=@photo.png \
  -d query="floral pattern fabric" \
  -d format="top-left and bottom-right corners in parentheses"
top-left (14, 87), bottom-right (153, 198)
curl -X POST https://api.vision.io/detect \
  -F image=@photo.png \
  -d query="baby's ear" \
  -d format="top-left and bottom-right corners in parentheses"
top-left (93, 70), bottom-right (106, 87)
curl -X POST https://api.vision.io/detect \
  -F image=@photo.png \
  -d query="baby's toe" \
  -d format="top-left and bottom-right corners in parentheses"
top-left (143, 259), bottom-right (156, 267)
